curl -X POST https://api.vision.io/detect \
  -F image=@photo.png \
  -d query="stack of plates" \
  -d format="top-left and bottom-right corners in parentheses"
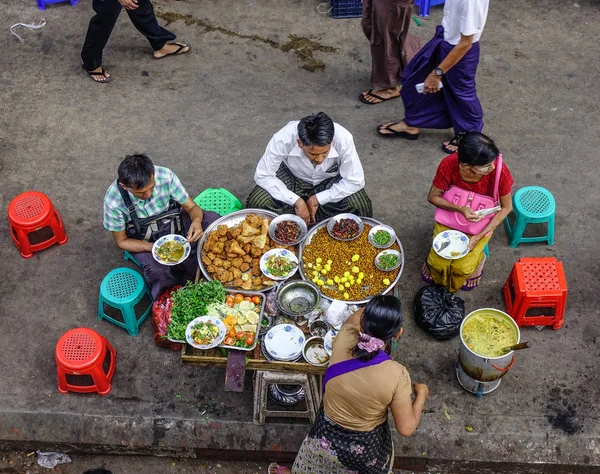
top-left (264, 324), bottom-right (305, 361)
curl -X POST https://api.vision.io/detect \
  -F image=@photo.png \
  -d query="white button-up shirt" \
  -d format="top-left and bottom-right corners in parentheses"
top-left (254, 121), bottom-right (366, 206)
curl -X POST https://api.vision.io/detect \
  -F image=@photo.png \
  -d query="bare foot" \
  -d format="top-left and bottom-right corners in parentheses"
top-left (86, 66), bottom-right (111, 83)
top-left (268, 463), bottom-right (291, 474)
top-left (153, 42), bottom-right (190, 59)
top-left (377, 121), bottom-right (420, 137)
top-left (360, 86), bottom-right (401, 104)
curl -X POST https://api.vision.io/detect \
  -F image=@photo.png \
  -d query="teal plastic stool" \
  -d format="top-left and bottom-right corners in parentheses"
top-left (505, 186), bottom-right (556, 248)
top-left (483, 243), bottom-right (489, 258)
top-left (124, 250), bottom-right (141, 267)
top-left (194, 188), bottom-right (243, 216)
top-left (98, 268), bottom-right (152, 336)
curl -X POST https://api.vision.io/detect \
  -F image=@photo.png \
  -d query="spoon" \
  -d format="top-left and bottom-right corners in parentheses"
top-left (438, 240), bottom-right (451, 252)
top-left (502, 341), bottom-right (530, 353)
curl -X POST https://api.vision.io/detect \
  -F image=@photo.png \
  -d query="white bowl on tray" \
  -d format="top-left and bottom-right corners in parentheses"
top-left (326, 214), bottom-right (364, 242)
top-left (185, 316), bottom-right (227, 350)
top-left (260, 248), bottom-right (299, 281)
top-left (268, 214), bottom-right (308, 246)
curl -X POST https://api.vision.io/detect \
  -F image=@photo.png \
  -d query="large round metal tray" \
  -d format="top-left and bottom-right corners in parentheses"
top-left (197, 209), bottom-right (279, 293)
top-left (298, 217), bottom-right (404, 305)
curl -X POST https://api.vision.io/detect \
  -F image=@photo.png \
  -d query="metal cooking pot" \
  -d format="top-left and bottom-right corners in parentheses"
top-left (276, 280), bottom-right (321, 320)
top-left (458, 308), bottom-right (520, 383)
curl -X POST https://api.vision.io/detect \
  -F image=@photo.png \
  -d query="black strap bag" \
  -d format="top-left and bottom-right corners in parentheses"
top-left (116, 180), bottom-right (186, 243)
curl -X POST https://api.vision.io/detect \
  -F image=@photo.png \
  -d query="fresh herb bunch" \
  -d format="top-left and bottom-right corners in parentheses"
top-left (167, 281), bottom-right (227, 341)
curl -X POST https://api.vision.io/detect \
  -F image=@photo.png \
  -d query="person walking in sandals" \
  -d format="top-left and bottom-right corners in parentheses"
top-left (81, 0), bottom-right (190, 83)
top-left (377, 0), bottom-right (490, 153)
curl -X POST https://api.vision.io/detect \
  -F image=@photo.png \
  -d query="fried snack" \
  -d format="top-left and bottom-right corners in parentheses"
top-left (240, 262), bottom-right (250, 272)
top-left (211, 242), bottom-right (225, 254)
top-left (243, 255), bottom-right (253, 263)
top-left (252, 276), bottom-right (263, 286)
top-left (301, 224), bottom-right (401, 301)
top-left (217, 225), bottom-right (228, 236)
top-left (242, 222), bottom-right (260, 237)
top-left (229, 241), bottom-right (246, 256)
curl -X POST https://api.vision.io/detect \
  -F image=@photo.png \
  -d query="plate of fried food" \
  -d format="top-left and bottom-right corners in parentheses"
top-left (198, 210), bottom-right (297, 292)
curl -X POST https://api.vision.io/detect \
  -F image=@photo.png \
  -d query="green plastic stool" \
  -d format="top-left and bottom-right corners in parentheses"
top-left (124, 250), bottom-right (141, 267)
top-left (483, 243), bottom-right (489, 258)
top-left (98, 268), bottom-right (152, 336)
top-left (194, 188), bottom-right (243, 216)
top-left (505, 186), bottom-right (556, 248)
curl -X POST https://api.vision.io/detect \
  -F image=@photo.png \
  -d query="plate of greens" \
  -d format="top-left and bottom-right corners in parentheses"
top-left (368, 225), bottom-right (396, 249)
top-left (260, 249), bottom-right (299, 280)
top-left (166, 280), bottom-right (228, 342)
top-left (375, 249), bottom-right (402, 272)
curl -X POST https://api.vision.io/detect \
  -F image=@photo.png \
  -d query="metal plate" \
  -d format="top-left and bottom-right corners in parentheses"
top-left (196, 209), bottom-right (279, 293)
top-left (299, 217), bottom-right (404, 305)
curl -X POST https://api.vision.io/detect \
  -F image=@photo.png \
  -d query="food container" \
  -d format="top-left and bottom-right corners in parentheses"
top-left (218, 289), bottom-right (265, 352)
top-left (185, 316), bottom-right (227, 350)
top-left (276, 280), bottom-right (321, 320)
top-left (459, 308), bottom-right (520, 383)
top-left (302, 336), bottom-right (330, 367)
top-left (309, 319), bottom-right (330, 338)
top-left (375, 249), bottom-right (402, 272)
top-left (299, 217), bottom-right (404, 305)
top-left (268, 214), bottom-right (308, 246)
top-left (152, 234), bottom-right (191, 266)
top-left (368, 225), bottom-right (396, 249)
top-left (327, 213), bottom-right (364, 241)
top-left (260, 248), bottom-right (299, 281)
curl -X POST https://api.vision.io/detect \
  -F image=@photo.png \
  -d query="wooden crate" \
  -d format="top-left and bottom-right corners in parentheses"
top-left (181, 343), bottom-right (327, 376)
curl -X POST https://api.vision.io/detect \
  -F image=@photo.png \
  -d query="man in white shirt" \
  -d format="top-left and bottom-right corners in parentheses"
top-left (247, 113), bottom-right (372, 224)
top-left (377, 0), bottom-right (490, 153)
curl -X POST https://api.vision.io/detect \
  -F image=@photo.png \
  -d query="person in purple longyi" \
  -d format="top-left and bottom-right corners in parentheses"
top-left (377, 0), bottom-right (490, 153)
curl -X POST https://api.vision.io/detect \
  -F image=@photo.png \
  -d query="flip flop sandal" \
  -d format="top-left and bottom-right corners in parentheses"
top-left (359, 89), bottom-right (400, 105)
top-left (268, 462), bottom-right (289, 474)
top-left (461, 272), bottom-right (484, 291)
top-left (441, 132), bottom-right (465, 154)
top-left (155, 42), bottom-right (190, 59)
top-left (83, 65), bottom-right (111, 83)
top-left (377, 123), bottom-right (419, 140)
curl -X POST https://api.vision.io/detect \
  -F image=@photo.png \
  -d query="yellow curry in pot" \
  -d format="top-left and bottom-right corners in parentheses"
top-left (462, 312), bottom-right (518, 357)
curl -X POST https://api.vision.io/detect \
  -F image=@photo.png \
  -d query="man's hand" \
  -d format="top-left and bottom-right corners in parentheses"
top-left (461, 206), bottom-right (482, 222)
top-left (423, 72), bottom-right (442, 94)
top-left (306, 195), bottom-right (320, 224)
top-left (294, 198), bottom-right (311, 225)
top-left (186, 219), bottom-right (204, 243)
top-left (118, 0), bottom-right (138, 10)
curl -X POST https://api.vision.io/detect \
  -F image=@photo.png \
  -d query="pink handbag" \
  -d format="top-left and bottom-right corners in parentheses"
top-left (434, 155), bottom-right (503, 236)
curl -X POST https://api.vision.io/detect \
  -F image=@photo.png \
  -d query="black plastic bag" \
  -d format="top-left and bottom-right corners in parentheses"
top-left (413, 285), bottom-right (465, 340)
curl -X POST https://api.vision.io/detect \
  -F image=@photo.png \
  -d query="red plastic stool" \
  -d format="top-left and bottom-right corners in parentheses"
top-left (55, 328), bottom-right (116, 395)
top-left (8, 191), bottom-right (68, 258)
top-left (503, 257), bottom-right (567, 330)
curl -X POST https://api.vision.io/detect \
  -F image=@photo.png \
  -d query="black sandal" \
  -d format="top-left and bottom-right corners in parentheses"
top-left (377, 123), bottom-right (419, 140)
top-left (441, 132), bottom-right (465, 154)
top-left (83, 65), bottom-right (111, 83)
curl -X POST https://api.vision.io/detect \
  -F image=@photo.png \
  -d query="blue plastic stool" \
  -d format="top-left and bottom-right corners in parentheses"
top-left (505, 186), bottom-right (556, 248)
top-left (124, 250), bottom-right (141, 267)
top-left (415, 0), bottom-right (445, 17)
top-left (98, 268), bottom-right (152, 336)
top-left (38, 0), bottom-right (78, 10)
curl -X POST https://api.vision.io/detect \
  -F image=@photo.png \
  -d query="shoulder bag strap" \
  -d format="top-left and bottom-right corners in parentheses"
top-left (116, 180), bottom-right (143, 235)
top-left (493, 154), bottom-right (503, 203)
top-left (322, 350), bottom-right (391, 394)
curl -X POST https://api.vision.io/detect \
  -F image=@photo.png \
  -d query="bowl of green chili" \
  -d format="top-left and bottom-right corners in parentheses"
top-left (368, 225), bottom-right (396, 249)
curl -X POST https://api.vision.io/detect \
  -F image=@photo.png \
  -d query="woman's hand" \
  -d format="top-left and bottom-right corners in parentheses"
top-left (467, 234), bottom-right (482, 250)
top-left (423, 73), bottom-right (442, 94)
top-left (461, 206), bottom-right (482, 222)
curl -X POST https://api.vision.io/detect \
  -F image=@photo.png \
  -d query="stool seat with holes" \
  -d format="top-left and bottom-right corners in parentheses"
top-left (98, 268), bottom-right (152, 336)
top-left (193, 188), bottom-right (243, 216)
top-left (503, 257), bottom-right (567, 330)
top-left (505, 186), bottom-right (556, 248)
top-left (8, 191), bottom-right (68, 258)
top-left (253, 371), bottom-right (320, 425)
top-left (55, 328), bottom-right (116, 395)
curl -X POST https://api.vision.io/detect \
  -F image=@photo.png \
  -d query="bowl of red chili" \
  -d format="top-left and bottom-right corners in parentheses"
top-left (326, 214), bottom-right (364, 241)
top-left (268, 214), bottom-right (308, 246)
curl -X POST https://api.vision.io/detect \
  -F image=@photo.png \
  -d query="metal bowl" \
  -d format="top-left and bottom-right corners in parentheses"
top-left (276, 281), bottom-right (321, 318)
top-left (375, 249), bottom-right (402, 272)
top-left (368, 225), bottom-right (396, 249)
top-left (302, 336), bottom-right (330, 367)
top-left (259, 314), bottom-right (273, 337)
top-left (268, 214), bottom-right (308, 246)
top-left (326, 213), bottom-right (364, 242)
top-left (309, 319), bottom-right (330, 338)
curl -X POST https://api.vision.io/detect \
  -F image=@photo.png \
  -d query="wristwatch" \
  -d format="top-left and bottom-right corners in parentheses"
top-left (434, 68), bottom-right (444, 77)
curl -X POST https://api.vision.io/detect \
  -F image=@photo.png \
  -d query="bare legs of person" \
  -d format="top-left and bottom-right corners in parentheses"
top-left (377, 120), bottom-right (420, 139)
top-left (360, 85), bottom-right (401, 104)
top-left (268, 463), bottom-right (290, 474)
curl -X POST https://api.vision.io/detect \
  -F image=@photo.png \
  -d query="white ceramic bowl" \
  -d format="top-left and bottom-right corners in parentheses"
top-left (152, 234), bottom-right (190, 266)
top-left (185, 316), bottom-right (227, 350)
top-left (260, 248), bottom-right (299, 281)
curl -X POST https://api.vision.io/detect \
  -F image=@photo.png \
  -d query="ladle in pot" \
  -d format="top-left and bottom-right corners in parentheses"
top-left (502, 341), bottom-right (530, 353)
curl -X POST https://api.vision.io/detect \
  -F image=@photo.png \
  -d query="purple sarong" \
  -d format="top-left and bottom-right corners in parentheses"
top-left (131, 210), bottom-right (220, 299)
top-left (400, 25), bottom-right (483, 133)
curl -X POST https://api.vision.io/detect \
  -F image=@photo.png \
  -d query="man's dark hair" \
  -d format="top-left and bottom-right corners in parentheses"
top-left (118, 154), bottom-right (155, 189)
top-left (457, 132), bottom-right (500, 166)
top-left (297, 112), bottom-right (335, 147)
